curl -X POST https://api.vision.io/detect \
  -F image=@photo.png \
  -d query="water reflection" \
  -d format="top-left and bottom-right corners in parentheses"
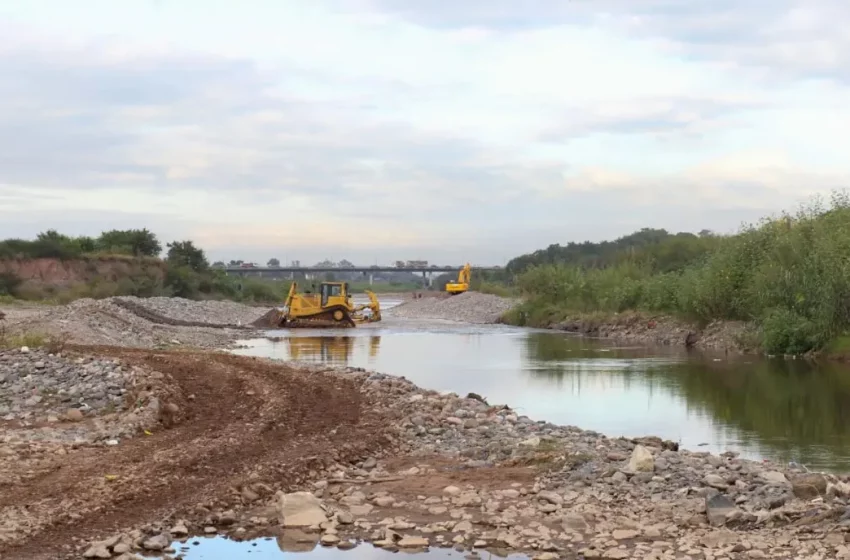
top-left (234, 327), bottom-right (850, 472)
top-left (160, 535), bottom-right (527, 560)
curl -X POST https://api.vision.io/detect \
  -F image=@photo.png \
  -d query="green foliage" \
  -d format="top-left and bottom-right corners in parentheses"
top-left (0, 272), bottom-right (22, 296)
top-left (166, 240), bottom-right (209, 273)
top-left (506, 228), bottom-right (722, 276)
top-left (510, 190), bottom-right (850, 355)
top-left (97, 229), bottom-right (162, 257)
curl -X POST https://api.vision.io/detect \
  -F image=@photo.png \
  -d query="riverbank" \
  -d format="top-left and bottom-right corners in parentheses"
top-left (389, 292), bottom-right (751, 352)
top-left (2, 342), bottom-right (850, 560)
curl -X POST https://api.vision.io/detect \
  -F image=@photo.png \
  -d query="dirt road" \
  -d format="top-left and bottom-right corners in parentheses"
top-left (0, 348), bottom-right (398, 560)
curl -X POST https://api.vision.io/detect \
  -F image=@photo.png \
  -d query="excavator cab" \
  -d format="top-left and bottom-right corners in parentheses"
top-left (445, 263), bottom-right (471, 295)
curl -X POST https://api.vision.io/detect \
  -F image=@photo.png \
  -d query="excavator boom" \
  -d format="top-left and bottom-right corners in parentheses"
top-left (445, 263), bottom-right (471, 295)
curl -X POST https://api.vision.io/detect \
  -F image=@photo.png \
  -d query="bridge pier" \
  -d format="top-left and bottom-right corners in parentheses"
top-left (369, 273), bottom-right (373, 286)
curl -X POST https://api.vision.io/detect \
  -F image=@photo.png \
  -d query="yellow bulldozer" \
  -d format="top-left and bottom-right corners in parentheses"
top-left (445, 263), bottom-right (471, 295)
top-left (265, 281), bottom-right (381, 328)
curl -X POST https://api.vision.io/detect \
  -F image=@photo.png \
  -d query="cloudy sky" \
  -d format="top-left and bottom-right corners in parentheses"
top-left (1, 0), bottom-right (847, 265)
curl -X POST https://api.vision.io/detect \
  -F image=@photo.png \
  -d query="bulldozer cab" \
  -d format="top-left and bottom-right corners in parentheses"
top-left (320, 282), bottom-right (349, 307)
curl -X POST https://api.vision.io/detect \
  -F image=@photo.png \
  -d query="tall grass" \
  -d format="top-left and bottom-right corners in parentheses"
top-left (510, 191), bottom-right (850, 355)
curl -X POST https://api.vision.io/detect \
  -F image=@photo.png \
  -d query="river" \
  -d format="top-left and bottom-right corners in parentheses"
top-left (232, 297), bottom-right (850, 474)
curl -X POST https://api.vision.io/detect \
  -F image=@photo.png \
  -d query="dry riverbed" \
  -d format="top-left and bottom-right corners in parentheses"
top-left (2, 343), bottom-right (850, 560)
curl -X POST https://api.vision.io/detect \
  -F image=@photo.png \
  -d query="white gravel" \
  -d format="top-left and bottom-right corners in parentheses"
top-left (386, 292), bottom-right (517, 324)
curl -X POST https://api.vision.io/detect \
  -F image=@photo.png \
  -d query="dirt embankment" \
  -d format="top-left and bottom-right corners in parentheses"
top-left (387, 292), bottom-right (519, 324)
top-left (1, 257), bottom-right (165, 292)
top-left (3, 346), bottom-right (850, 560)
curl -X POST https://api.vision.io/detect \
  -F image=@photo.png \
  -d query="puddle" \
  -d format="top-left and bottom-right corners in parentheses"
top-left (144, 536), bottom-right (529, 559)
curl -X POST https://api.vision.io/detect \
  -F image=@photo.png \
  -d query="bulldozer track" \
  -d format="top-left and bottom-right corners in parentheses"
top-left (279, 305), bottom-right (357, 329)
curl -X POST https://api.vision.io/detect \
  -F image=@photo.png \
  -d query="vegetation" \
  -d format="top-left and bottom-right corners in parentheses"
top-left (0, 229), bottom-right (294, 304)
top-left (506, 191), bottom-right (850, 355)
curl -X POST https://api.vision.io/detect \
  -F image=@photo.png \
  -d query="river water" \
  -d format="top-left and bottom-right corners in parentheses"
top-left (232, 297), bottom-right (850, 473)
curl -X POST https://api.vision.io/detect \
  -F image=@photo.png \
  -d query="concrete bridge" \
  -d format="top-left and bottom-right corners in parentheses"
top-left (221, 265), bottom-right (502, 286)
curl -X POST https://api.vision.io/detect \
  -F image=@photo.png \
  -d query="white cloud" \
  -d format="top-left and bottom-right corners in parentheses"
top-left (0, 0), bottom-right (847, 265)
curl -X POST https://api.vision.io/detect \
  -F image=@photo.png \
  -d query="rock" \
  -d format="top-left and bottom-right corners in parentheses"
top-left (83, 544), bottom-right (112, 558)
top-left (398, 536), bottom-right (430, 548)
top-left (362, 457), bottom-right (377, 470)
top-left (612, 529), bottom-right (638, 540)
top-left (705, 493), bottom-right (737, 527)
top-left (113, 543), bottom-right (131, 554)
top-left (321, 534), bottom-right (340, 546)
top-left (374, 496), bottom-right (395, 507)
top-left (627, 445), bottom-right (654, 472)
top-left (142, 533), bottom-right (170, 551)
top-left (792, 474), bottom-right (827, 499)
top-left (537, 490), bottom-right (563, 505)
top-left (443, 485), bottom-right (462, 496)
top-left (170, 523), bottom-right (188, 536)
top-left (66, 408), bottom-right (84, 422)
top-left (337, 511), bottom-right (354, 524)
top-left (704, 474), bottom-right (728, 490)
top-left (278, 491), bottom-right (329, 527)
top-left (759, 471), bottom-right (788, 484)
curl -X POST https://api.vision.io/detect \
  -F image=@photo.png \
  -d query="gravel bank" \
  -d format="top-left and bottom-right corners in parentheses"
top-left (387, 292), bottom-right (517, 324)
top-left (2, 297), bottom-right (267, 349)
top-left (2, 347), bottom-right (846, 560)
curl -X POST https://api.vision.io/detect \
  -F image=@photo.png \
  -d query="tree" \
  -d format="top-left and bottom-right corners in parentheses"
top-left (97, 229), bottom-right (162, 257)
top-left (166, 240), bottom-right (208, 272)
top-left (267, 258), bottom-right (280, 267)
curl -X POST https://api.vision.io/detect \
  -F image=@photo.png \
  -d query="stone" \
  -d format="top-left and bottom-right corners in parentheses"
top-left (362, 457), bottom-right (377, 470)
top-left (320, 534), bottom-right (340, 545)
top-left (170, 523), bottom-right (188, 536)
top-left (759, 471), bottom-right (788, 484)
top-left (113, 542), bottom-right (131, 554)
top-left (278, 491), bottom-right (329, 527)
top-left (627, 445), bottom-right (654, 472)
top-left (705, 493), bottom-right (737, 527)
top-left (443, 485), bottom-right (462, 496)
top-left (704, 474), bottom-right (728, 490)
top-left (66, 408), bottom-right (84, 422)
top-left (792, 474), bottom-right (827, 499)
top-left (612, 529), bottom-right (638, 540)
top-left (83, 544), bottom-right (112, 559)
top-left (537, 490), bottom-right (563, 505)
top-left (142, 533), bottom-right (170, 551)
top-left (337, 511), bottom-right (354, 525)
top-left (398, 536), bottom-right (429, 548)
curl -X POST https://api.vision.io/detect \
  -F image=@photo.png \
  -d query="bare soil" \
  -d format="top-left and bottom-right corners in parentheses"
top-left (0, 348), bottom-right (398, 560)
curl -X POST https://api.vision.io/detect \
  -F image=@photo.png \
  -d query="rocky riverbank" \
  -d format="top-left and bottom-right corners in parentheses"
top-left (1, 296), bottom-right (266, 349)
top-left (3, 346), bottom-right (849, 560)
top-left (387, 292), bottom-right (518, 324)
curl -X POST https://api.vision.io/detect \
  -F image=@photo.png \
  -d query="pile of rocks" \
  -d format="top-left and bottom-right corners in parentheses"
top-left (6, 297), bottom-right (263, 349)
top-left (80, 363), bottom-right (850, 560)
top-left (113, 296), bottom-right (267, 327)
top-left (0, 347), bottom-right (138, 423)
top-left (387, 292), bottom-right (517, 324)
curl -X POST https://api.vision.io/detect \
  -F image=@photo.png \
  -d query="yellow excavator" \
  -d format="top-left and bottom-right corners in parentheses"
top-left (445, 263), bottom-right (471, 295)
top-left (266, 281), bottom-right (381, 328)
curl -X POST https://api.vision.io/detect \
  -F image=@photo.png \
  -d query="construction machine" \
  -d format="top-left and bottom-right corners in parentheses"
top-left (445, 263), bottom-right (471, 295)
top-left (264, 281), bottom-right (381, 328)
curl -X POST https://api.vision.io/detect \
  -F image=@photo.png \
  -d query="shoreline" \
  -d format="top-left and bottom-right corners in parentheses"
top-left (2, 342), bottom-right (848, 560)
top-left (2, 295), bottom-right (850, 559)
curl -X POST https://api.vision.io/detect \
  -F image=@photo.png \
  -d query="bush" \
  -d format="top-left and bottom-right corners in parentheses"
top-left (509, 190), bottom-right (850, 354)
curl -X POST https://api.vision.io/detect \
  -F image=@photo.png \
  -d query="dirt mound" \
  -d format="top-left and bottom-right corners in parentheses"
top-left (387, 291), bottom-right (517, 324)
top-left (251, 308), bottom-right (280, 328)
top-left (0, 348), bottom-right (398, 560)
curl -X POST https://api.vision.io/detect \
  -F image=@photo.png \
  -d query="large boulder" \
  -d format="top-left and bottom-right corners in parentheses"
top-left (627, 445), bottom-right (655, 473)
top-left (277, 491), bottom-right (329, 527)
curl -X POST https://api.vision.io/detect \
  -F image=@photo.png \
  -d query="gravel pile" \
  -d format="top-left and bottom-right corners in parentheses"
top-left (0, 347), bottom-right (139, 423)
top-left (6, 297), bottom-right (266, 349)
top-left (387, 292), bottom-right (517, 324)
top-left (113, 296), bottom-right (267, 327)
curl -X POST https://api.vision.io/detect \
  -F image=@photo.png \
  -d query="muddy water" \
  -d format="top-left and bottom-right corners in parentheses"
top-left (233, 300), bottom-right (850, 473)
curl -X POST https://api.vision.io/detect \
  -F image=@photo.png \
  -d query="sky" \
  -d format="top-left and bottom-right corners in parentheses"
top-left (1, 0), bottom-right (848, 266)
